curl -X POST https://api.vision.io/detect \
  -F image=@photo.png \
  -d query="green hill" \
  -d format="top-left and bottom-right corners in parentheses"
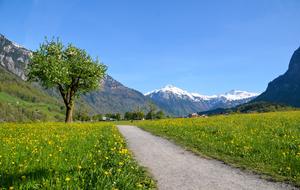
top-left (199, 101), bottom-right (298, 115)
top-left (0, 66), bottom-right (65, 121)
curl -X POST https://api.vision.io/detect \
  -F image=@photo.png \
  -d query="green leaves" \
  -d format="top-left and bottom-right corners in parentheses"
top-left (28, 38), bottom-right (107, 96)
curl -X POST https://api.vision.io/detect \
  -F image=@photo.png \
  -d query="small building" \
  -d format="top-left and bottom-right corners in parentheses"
top-left (188, 113), bottom-right (199, 118)
top-left (188, 113), bottom-right (208, 118)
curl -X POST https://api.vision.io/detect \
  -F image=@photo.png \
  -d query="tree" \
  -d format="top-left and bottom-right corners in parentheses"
top-left (124, 112), bottom-right (133, 120)
top-left (155, 110), bottom-right (165, 119)
top-left (114, 113), bottom-right (121, 121)
top-left (104, 113), bottom-right (121, 121)
top-left (146, 103), bottom-right (157, 120)
top-left (92, 114), bottom-right (103, 121)
top-left (133, 111), bottom-right (144, 120)
top-left (124, 111), bottom-right (144, 120)
top-left (28, 38), bottom-right (107, 123)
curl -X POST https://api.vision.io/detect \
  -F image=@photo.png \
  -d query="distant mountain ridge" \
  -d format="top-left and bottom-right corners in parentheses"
top-left (254, 47), bottom-right (300, 107)
top-left (146, 85), bottom-right (259, 116)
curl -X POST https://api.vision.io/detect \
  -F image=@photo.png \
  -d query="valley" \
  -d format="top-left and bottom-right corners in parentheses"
top-left (1, 1), bottom-right (300, 189)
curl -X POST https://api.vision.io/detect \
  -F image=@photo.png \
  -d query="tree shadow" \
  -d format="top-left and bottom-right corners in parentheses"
top-left (0, 168), bottom-right (51, 187)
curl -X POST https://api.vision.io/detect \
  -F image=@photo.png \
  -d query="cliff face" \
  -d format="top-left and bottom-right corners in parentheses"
top-left (0, 34), bottom-right (31, 80)
top-left (255, 47), bottom-right (300, 107)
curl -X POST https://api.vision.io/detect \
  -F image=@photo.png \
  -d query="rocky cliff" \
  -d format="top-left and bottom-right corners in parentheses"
top-left (255, 47), bottom-right (300, 107)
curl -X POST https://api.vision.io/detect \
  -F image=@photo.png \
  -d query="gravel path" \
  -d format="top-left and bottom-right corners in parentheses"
top-left (118, 125), bottom-right (298, 190)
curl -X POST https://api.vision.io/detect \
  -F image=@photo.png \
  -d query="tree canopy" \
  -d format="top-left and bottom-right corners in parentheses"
top-left (28, 38), bottom-right (107, 122)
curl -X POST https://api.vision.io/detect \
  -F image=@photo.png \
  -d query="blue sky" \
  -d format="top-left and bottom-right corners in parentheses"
top-left (1, 0), bottom-right (300, 95)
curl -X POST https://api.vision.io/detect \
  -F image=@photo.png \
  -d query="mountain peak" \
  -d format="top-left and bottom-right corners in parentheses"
top-left (164, 84), bottom-right (176, 88)
top-left (221, 90), bottom-right (259, 101)
top-left (160, 85), bottom-right (187, 94)
top-left (255, 46), bottom-right (300, 107)
top-left (225, 89), bottom-right (239, 94)
top-left (145, 85), bottom-right (195, 100)
top-left (288, 46), bottom-right (300, 72)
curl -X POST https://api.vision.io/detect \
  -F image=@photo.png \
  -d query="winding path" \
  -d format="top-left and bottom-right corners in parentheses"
top-left (117, 125), bottom-right (298, 190)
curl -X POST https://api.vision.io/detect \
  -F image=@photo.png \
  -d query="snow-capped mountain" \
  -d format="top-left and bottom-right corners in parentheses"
top-left (145, 85), bottom-right (259, 116)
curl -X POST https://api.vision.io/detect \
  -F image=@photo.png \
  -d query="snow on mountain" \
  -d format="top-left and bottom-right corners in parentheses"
top-left (145, 85), bottom-right (259, 102)
top-left (219, 90), bottom-right (259, 101)
top-left (11, 41), bottom-right (24, 49)
top-left (145, 85), bottom-right (196, 100)
top-left (145, 85), bottom-right (260, 116)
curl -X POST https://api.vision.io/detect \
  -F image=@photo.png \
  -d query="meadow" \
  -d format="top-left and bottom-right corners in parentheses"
top-left (0, 123), bottom-right (155, 189)
top-left (132, 111), bottom-right (300, 186)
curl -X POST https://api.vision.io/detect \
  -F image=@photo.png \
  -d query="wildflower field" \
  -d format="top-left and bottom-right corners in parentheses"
top-left (0, 123), bottom-right (155, 189)
top-left (133, 111), bottom-right (300, 186)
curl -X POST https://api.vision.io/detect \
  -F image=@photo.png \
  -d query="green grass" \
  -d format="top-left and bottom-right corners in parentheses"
top-left (132, 111), bottom-right (300, 187)
top-left (0, 123), bottom-right (155, 189)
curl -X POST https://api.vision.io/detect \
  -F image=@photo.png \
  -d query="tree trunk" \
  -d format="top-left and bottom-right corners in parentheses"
top-left (65, 104), bottom-right (74, 123)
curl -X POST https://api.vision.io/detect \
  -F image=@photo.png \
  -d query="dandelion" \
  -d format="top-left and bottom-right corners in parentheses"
top-left (137, 183), bottom-right (143, 188)
top-left (120, 148), bottom-right (128, 154)
top-left (65, 177), bottom-right (71, 182)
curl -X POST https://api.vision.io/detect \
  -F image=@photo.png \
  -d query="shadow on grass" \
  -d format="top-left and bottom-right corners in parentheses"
top-left (0, 168), bottom-right (52, 187)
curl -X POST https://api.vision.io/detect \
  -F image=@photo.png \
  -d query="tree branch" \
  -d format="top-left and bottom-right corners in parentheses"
top-left (58, 84), bottom-right (68, 106)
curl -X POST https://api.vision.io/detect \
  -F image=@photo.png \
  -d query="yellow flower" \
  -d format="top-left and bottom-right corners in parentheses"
top-left (137, 184), bottom-right (143, 188)
top-left (65, 177), bottom-right (71, 182)
top-left (120, 148), bottom-right (128, 154)
top-left (21, 175), bottom-right (26, 180)
top-left (9, 187), bottom-right (14, 190)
